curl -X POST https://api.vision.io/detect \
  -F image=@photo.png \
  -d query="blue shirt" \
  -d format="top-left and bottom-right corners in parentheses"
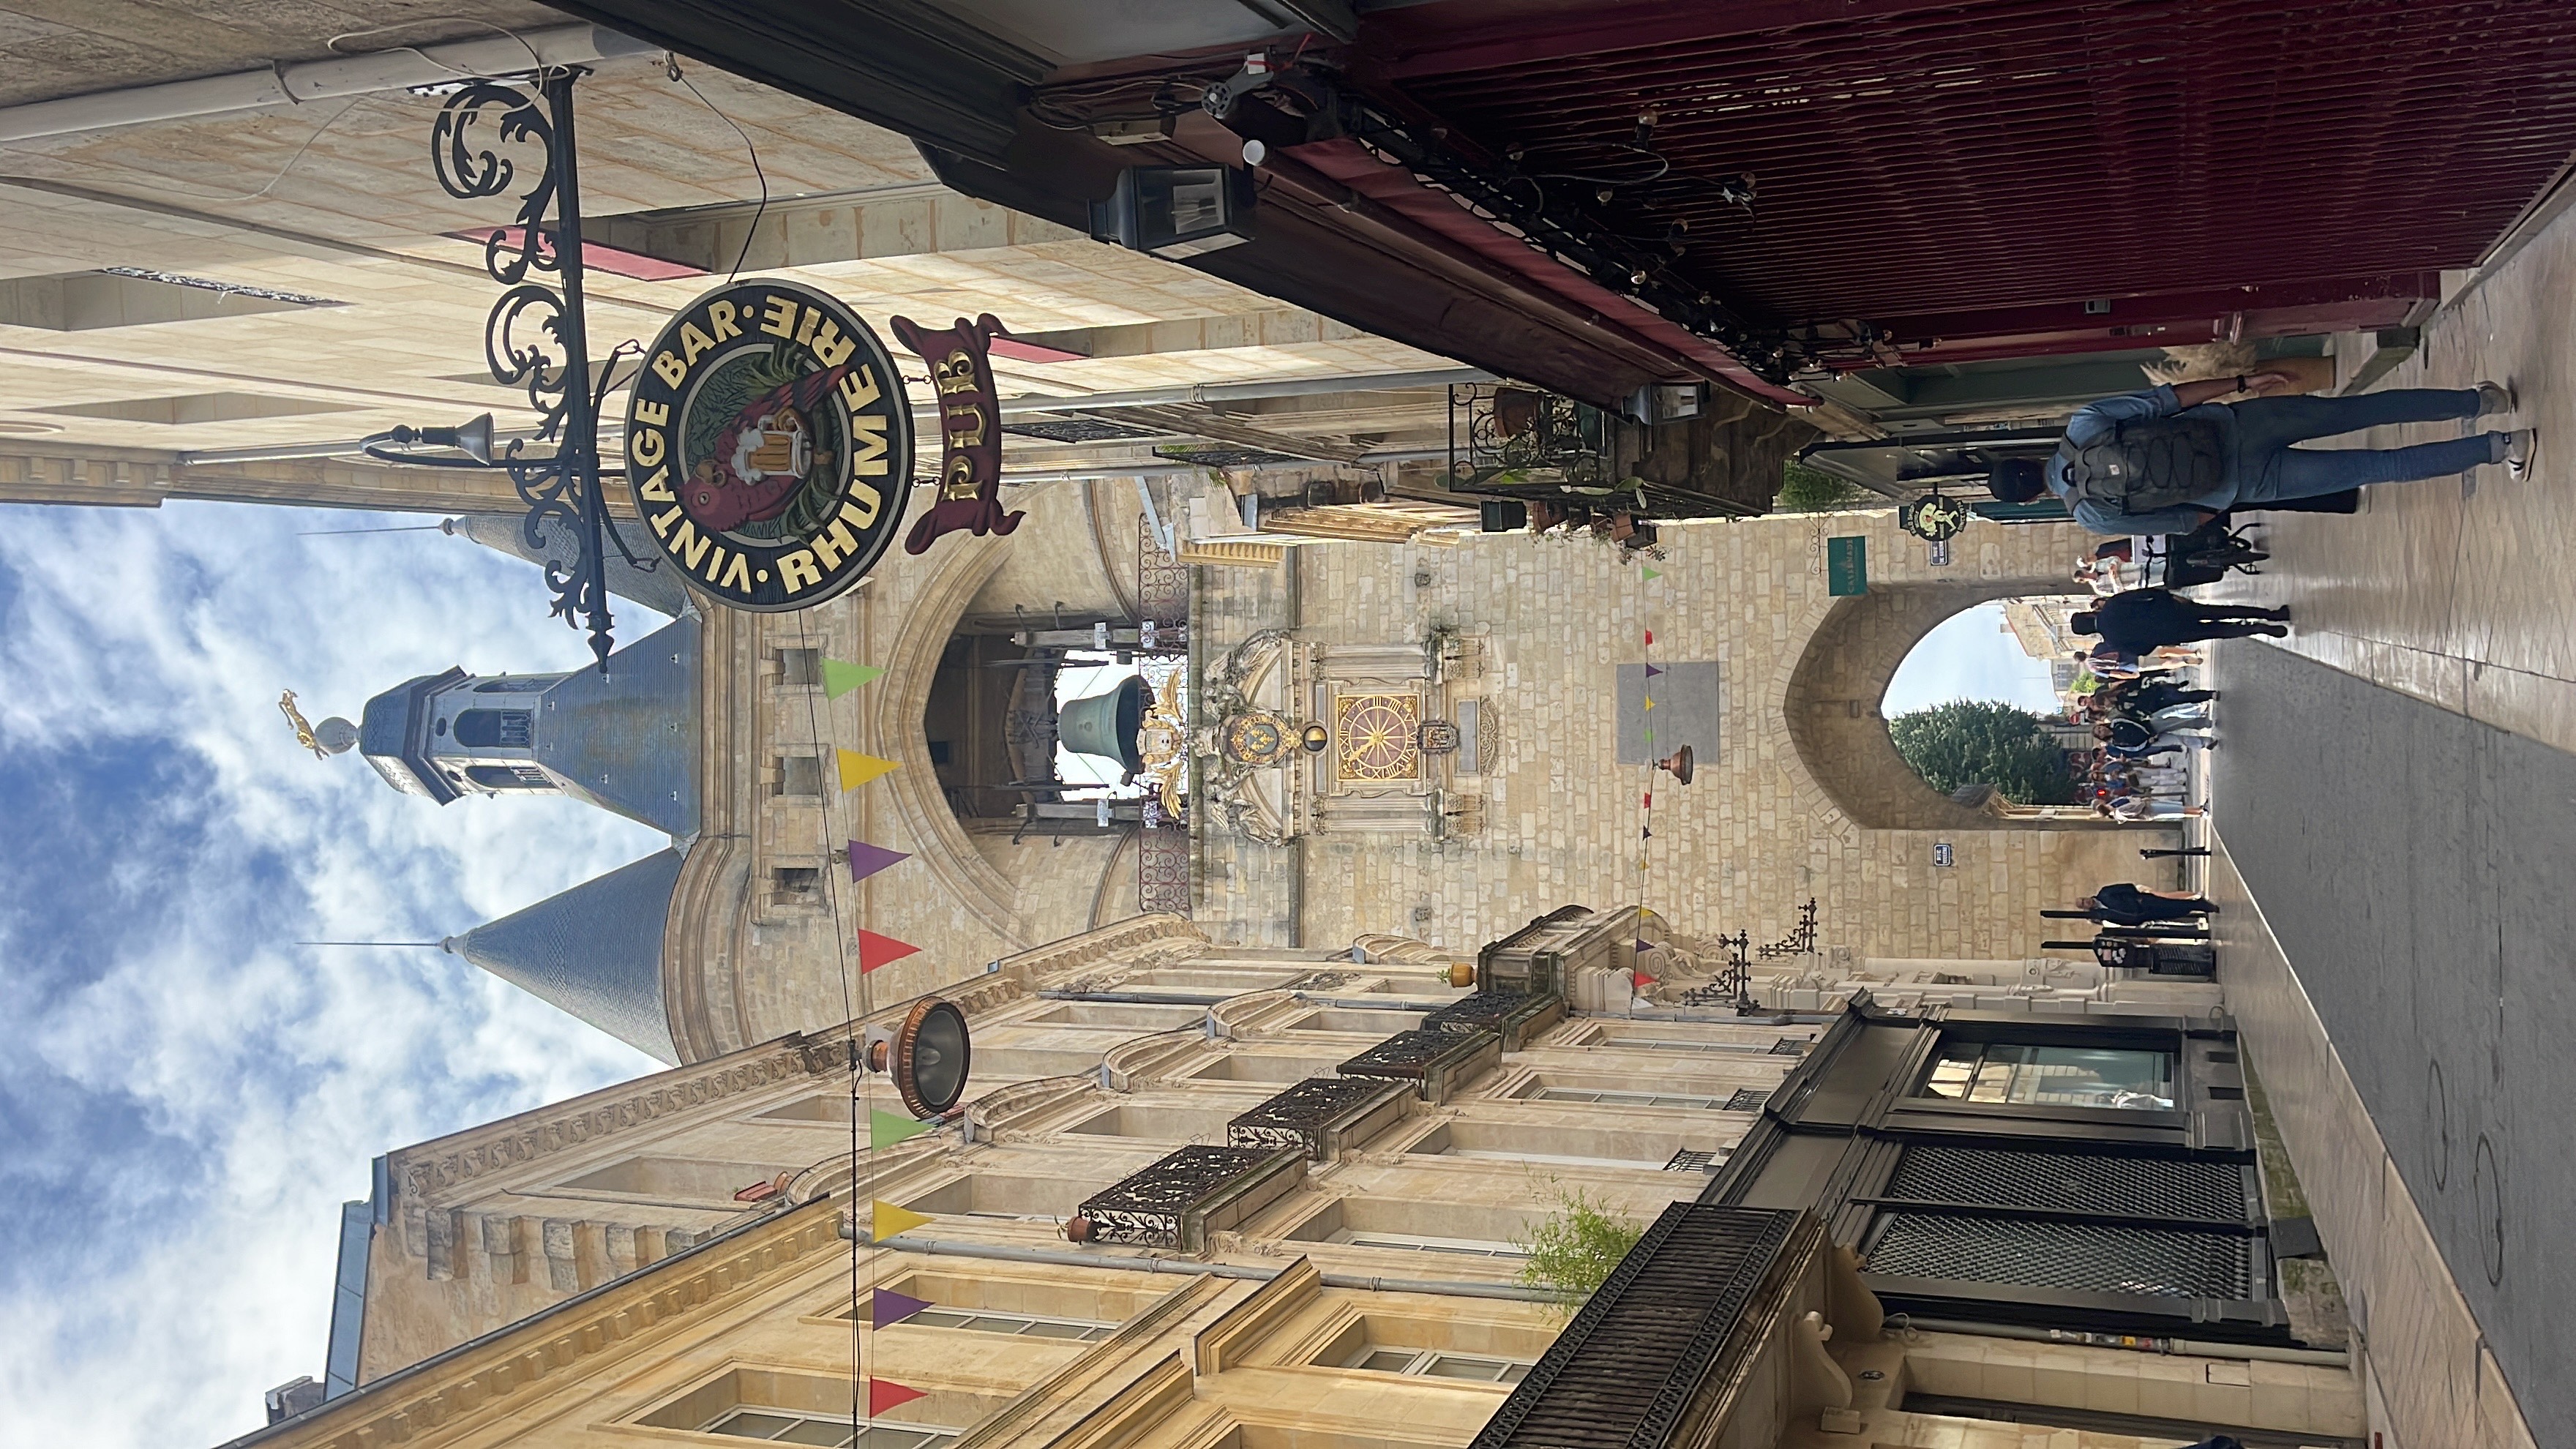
top-left (2046, 384), bottom-right (2237, 535)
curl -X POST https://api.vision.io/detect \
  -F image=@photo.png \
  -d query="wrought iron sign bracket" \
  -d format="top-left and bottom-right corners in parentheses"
top-left (433, 67), bottom-right (618, 670)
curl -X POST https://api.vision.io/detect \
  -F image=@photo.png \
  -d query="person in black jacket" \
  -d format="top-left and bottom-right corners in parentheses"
top-left (2072, 587), bottom-right (2289, 651)
top-left (2082, 882), bottom-right (2219, 926)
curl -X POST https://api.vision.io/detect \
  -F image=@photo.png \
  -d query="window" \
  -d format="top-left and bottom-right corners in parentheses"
top-left (777, 648), bottom-right (821, 686)
top-left (453, 709), bottom-right (533, 749)
top-left (465, 764), bottom-right (552, 790)
top-left (771, 866), bottom-right (822, 905)
top-left (473, 676), bottom-right (550, 693)
top-left (777, 756), bottom-right (824, 797)
top-left (1606, 1036), bottom-right (1802, 1056)
top-left (1531, 1087), bottom-right (1731, 1110)
top-left (701, 1411), bottom-right (956, 1448)
top-left (1333, 1230), bottom-right (1525, 1258)
top-left (899, 1308), bottom-right (1115, 1342)
top-left (1917, 1041), bottom-right (2175, 1111)
top-left (1342, 1346), bottom-right (1532, 1384)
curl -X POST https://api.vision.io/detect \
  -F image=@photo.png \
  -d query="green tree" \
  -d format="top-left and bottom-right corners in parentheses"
top-left (1887, 699), bottom-right (2079, 805)
top-left (1776, 459), bottom-right (1869, 512)
top-left (1513, 1188), bottom-right (1644, 1309)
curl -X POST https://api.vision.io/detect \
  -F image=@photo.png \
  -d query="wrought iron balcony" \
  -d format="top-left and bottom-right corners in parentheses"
top-left (1337, 1027), bottom-right (1501, 1104)
top-left (1227, 1076), bottom-right (1412, 1161)
top-left (1420, 991), bottom-right (1568, 1051)
top-left (1072, 1145), bottom-right (1304, 1254)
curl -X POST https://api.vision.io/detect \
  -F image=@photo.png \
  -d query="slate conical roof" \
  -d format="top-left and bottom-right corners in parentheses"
top-left (446, 849), bottom-right (684, 1063)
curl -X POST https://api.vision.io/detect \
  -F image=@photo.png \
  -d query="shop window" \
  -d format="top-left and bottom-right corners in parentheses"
top-left (1341, 1345), bottom-right (1532, 1384)
top-left (1917, 1041), bottom-right (2176, 1111)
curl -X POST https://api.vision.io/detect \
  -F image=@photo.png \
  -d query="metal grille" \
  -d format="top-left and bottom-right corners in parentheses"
top-left (1726, 1087), bottom-right (1767, 1112)
top-left (1137, 826), bottom-right (1191, 916)
top-left (1135, 512), bottom-right (1189, 625)
top-left (1227, 1077), bottom-right (1393, 1159)
top-left (1663, 1150), bottom-right (1720, 1173)
top-left (1341, 1027), bottom-right (1492, 1079)
top-left (1473, 1205), bottom-right (1798, 1449)
top-left (1867, 1213), bottom-right (2251, 1300)
top-left (1005, 419), bottom-right (1160, 443)
top-left (1768, 1038), bottom-right (1805, 1056)
top-left (1154, 444), bottom-right (1306, 467)
top-left (1886, 1145), bottom-right (2250, 1224)
top-left (1388, 0), bottom-right (2576, 358)
top-left (1422, 992), bottom-right (1530, 1034)
top-left (1077, 1145), bottom-right (1278, 1247)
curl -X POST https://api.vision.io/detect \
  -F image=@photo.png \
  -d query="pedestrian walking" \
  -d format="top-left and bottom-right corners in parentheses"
top-left (1984, 373), bottom-right (2534, 534)
top-left (2072, 587), bottom-right (2289, 651)
top-left (2082, 882), bottom-right (2220, 926)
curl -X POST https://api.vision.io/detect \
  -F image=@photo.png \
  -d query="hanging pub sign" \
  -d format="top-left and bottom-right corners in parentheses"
top-left (893, 313), bottom-right (1024, 555)
top-left (625, 279), bottom-right (912, 611)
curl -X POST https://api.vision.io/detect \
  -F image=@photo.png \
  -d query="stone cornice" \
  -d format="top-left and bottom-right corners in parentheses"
top-left (392, 1038), bottom-right (817, 1201)
top-left (1000, 913), bottom-right (1206, 989)
top-left (219, 1200), bottom-right (842, 1449)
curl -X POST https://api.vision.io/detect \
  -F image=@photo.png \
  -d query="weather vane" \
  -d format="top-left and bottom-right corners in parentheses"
top-left (279, 689), bottom-right (357, 760)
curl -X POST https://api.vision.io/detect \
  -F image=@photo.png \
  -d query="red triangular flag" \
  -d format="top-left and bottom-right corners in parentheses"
top-left (872, 1287), bottom-right (933, 1325)
top-left (1644, 663), bottom-right (1663, 677)
top-left (1643, 629), bottom-right (1655, 645)
top-left (1641, 792), bottom-right (1652, 808)
top-left (869, 1379), bottom-right (928, 1415)
top-left (846, 840), bottom-right (911, 883)
top-left (858, 930), bottom-right (920, 973)
top-left (1633, 972), bottom-right (1658, 989)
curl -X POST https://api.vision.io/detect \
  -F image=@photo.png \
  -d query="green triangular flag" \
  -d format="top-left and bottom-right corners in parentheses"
top-left (1642, 726), bottom-right (1654, 743)
top-left (872, 1109), bottom-right (932, 1149)
top-left (823, 660), bottom-right (886, 699)
top-left (1641, 566), bottom-right (1662, 582)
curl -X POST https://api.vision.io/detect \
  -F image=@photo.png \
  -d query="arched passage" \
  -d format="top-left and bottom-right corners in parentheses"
top-left (1783, 583), bottom-right (2098, 831)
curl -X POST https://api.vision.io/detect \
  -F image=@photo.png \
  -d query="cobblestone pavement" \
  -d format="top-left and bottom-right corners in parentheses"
top-left (2207, 198), bottom-right (2576, 758)
top-left (2209, 639), bottom-right (2569, 1446)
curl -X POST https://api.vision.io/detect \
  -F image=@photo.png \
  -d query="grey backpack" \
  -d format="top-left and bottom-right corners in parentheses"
top-left (2056, 415), bottom-right (2227, 513)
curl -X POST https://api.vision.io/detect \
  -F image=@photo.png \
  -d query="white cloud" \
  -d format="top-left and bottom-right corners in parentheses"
top-left (0, 500), bottom-right (668, 1447)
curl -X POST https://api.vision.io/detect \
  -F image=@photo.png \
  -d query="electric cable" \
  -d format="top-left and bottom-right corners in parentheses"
top-left (668, 62), bottom-right (769, 281)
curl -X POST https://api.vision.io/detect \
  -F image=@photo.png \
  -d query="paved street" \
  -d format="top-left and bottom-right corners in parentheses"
top-left (2209, 640), bottom-right (2575, 1447)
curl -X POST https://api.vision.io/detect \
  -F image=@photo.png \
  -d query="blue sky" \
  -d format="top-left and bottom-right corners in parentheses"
top-left (0, 500), bottom-right (666, 1446)
top-left (1880, 602), bottom-right (2062, 716)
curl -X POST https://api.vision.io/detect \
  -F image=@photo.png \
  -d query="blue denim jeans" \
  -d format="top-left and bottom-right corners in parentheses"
top-left (2230, 388), bottom-right (2503, 505)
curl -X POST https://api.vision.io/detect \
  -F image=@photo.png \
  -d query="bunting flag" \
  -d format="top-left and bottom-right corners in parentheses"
top-left (1642, 726), bottom-right (1654, 743)
top-left (845, 839), bottom-right (912, 882)
top-left (823, 659), bottom-right (886, 699)
top-left (1642, 696), bottom-right (1656, 710)
top-left (1633, 972), bottom-right (1658, 989)
top-left (872, 1109), bottom-right (932, 1149)
top-left (870, 1199), bottom-right (933, 1240)
top-left (1634, 937), bottom-right (1655, 954)
top-left (1642, 566), bottom-right (1663, 582)
top-left (837, 749), bottom-right (899, 790)
top-left (869, 1379), bottom-right (929, 1415)
top-left (1644, 663), bottom-right (1663, 678)
top-left (1641, 826), bottom-right (1653, 839)
top-left (1643, 629), bottom-right (1655, 645)
top-left (872, 1287), bottom-right (934, 1327)
top-left (858, 930), bottom-right (920, 973)
top-left (1641, 793), bottom-right (1652, 808)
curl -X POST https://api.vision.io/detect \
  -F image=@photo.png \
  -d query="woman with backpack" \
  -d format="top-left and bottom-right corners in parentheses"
top-left (1985, 372), bottom-right (2534, 534)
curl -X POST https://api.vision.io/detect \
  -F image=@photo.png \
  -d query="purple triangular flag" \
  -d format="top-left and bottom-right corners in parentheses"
top-left (1644, 664), bottom-right (1664, 678)
top-left (1635, 938), bottom-right (1654, 954)
top-left (846, 839), bottom-right (912, 883)
top-left (872, 1287), bottom-right (934, 1325)
top-left (1641, 826), bottom-right (1653, 839)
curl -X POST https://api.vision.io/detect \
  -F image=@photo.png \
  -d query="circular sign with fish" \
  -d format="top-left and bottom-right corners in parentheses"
top-left (624, 279), bottom-right (912, 611)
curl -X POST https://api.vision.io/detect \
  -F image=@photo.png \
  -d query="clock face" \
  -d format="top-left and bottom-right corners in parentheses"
top-left (1333, 694), bottom-right (1422, 782)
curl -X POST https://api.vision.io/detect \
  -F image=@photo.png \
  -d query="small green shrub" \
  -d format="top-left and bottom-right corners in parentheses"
top-left (1513, 1188), bottom-right (1645, 1308)
top-left (1776, 459), bottom-right (1869, 512)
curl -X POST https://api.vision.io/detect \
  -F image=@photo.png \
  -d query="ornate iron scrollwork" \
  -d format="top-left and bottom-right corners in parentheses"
top-left (431, 71), bottom-right (618, 670)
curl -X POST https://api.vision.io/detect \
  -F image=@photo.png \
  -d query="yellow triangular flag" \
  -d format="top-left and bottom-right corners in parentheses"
top-left (1642, 697), bottom-right (1655, 710)
top-left (871, 1198), bottom-right (934, 1241)
top-left (837, 749), bottom-right (898, 790)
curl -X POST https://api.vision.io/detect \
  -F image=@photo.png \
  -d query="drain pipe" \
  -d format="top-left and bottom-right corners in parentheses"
top-left (851, 1232), bottom-right (1558, 1303)
top-left (1895, 1315), bottom-right (2348, 1368)
top-left (0, 26), bottom-right (657, 143)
